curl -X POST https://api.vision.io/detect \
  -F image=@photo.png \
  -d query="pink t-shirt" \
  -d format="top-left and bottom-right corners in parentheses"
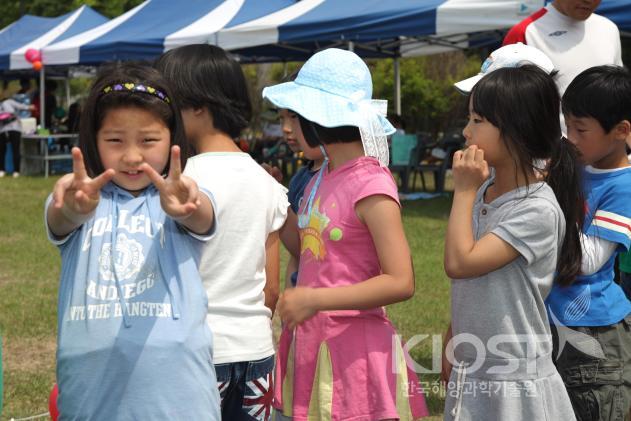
top-left (297, 156), bottom-right (399, 293)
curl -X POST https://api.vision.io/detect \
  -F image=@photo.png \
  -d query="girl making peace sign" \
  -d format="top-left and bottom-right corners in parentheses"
top-left (45, 63), bottom-right (220, 421)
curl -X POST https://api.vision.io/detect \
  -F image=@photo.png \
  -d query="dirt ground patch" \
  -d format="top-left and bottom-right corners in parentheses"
top-left (0, 271), bottom-right (13, 286)
top-left (3, 336), bottom-right (56, 373)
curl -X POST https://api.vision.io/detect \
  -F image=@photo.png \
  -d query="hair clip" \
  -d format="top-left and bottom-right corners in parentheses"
top-left (101, 82), bottom-right (171, 104)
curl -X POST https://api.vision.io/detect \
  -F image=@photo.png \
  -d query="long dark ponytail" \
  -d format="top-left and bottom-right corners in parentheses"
top-left (546, 139), bottom-right (584, 286)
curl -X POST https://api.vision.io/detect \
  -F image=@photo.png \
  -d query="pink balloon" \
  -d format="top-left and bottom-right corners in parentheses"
top-left (24, 48), bottom-right (41, 63)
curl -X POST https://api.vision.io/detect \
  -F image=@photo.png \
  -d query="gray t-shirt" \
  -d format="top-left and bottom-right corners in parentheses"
top-left (451, 179), bottom-right (565, 368)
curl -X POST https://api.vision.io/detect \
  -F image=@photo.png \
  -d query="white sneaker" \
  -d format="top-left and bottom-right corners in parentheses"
top-left (0, 171), bottom-right (5, 177)
top-left (12, 172), bottom-right (19, 178)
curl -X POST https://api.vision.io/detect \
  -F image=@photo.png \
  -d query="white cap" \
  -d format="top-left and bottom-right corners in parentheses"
top-left (454, 43), bottom-right (555, 94)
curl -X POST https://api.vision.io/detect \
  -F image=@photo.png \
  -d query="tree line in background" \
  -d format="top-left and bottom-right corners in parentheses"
top-left (0, 0), bottom-right (143, 28)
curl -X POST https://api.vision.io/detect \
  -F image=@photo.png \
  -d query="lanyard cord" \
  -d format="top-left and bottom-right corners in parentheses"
top-left (297, 145), bottom-right (329, 229)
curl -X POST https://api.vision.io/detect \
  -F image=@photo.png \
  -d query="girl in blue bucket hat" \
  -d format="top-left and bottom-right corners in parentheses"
top-left (264, 48), bottom-right (428, 420)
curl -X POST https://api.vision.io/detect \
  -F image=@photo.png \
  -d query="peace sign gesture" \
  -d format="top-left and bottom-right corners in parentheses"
top-left (47, 147), bottom-right (114, 236)
top-left (141, 145), bottom-right (202, 221)
top-left (53, 147), bottom-right (114, 216)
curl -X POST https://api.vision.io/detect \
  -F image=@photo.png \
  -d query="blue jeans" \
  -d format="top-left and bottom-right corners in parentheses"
top-left (215, 355), bottom-right (275, 421)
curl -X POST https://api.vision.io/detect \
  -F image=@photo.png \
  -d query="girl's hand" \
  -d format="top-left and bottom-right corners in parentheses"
top-left (142, 145), bottom-right (201, 220)
top-left (52, 147), bottom-right (114, 220)
top-left (451, 145), bottom-right (490, 193)
top-left (277, 287), bottom-right (318, 329)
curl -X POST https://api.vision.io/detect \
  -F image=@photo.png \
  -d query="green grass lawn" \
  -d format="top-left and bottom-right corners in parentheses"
top-left (0, 176), bottom-right (452, 420)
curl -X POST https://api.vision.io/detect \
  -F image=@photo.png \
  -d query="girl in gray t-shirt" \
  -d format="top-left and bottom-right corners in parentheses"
top-left (443, 65), bottom-right (584, 420)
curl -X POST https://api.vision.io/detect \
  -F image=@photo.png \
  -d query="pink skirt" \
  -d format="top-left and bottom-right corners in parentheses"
top-left (274, 311), bottom-right (429, 420)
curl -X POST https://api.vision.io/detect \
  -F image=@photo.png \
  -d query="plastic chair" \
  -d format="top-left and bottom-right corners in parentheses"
top-left (389, 134), bottom-right (419, 192)
top-left (414, 130), bottom-right (464, 192)
top-left (415, 146), bottom-right (456, 192)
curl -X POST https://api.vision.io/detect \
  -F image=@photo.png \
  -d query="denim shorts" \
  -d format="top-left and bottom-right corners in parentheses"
top-left (215, 354), bottom-right (275, 421)
top-left (552, 315), bottom-right (631, 421)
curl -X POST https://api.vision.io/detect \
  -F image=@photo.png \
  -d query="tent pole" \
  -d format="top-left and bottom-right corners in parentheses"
top-left (394, 57), bottom-right (401, 115)
top-left (65, 78), bottom-right (71, 108)
top-left (39, 66), bottom-right (46, 129)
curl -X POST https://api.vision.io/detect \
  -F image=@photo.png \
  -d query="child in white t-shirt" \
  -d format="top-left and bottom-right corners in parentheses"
top-left (156, 44), bottom-right (288, 421)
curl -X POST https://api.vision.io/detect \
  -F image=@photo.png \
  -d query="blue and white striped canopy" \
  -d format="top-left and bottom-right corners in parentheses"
top-left (43, 0), bottom-right (295, 65)
top-left (32, 0), bottom-right (631, 65)
top-left (219, 0), bottom-right (551, 60)
top-left (0, 6), bottom-right (108, 70)
top-left (222, 0), bottom-right (631, 59)
top-left (42, 0), bottom-right (553, 64)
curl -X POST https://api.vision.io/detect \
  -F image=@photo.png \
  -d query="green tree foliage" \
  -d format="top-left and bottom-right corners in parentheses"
top-left (0, 0), bottom-right (143, 28)
top-left (77, 0), bottom-right (144, 20)
top-left (241, 62), bottom-right (302, 137)
top-left (371, 52), bottom-right (481, 137)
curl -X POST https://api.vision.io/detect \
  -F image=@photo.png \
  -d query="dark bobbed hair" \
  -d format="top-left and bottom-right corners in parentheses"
top-left (155, 44), bottom-right (252, 138)
top-left (79, 62), bottom-right (188, 177)
top-left (562, 65), bottom-right (631, 133)
top-left (471, 65), bottom-right (584, 286)
top-left (298, 114), bottom-right (361, 148)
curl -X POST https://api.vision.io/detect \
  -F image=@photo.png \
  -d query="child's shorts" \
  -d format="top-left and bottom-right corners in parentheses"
top-left (215, 354), bottom-right (275, 421)
top-left (552, 315), bottom-right (631, 421)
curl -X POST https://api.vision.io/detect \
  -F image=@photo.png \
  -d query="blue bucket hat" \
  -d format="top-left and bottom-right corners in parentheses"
top-left (263, 48), bottom-right (394, 165)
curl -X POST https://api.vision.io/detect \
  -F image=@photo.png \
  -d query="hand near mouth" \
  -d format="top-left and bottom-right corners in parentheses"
top-left (142, 145), bottom-right (201, 221)
top-left (451, 145), bottom-right (490, 193)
